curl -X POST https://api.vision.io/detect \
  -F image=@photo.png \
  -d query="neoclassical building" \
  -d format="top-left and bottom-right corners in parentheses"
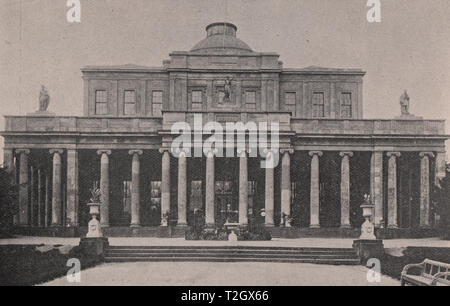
top-left (2, 23), bottom-right (447, 238)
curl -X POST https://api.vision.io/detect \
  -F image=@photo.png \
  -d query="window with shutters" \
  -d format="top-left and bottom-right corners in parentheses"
top-left (312, 92), bottom-right (325, 118)
top-left (340, 92), bottom-right (352, 118)
top-left (152, 91), bottom-right (163, 116)
top-left (285, 92), bottom-right (296, 114)
top-left (124, 90), bottom-right (136, 115)
top-left (95, 90), bottom-right (108, 115)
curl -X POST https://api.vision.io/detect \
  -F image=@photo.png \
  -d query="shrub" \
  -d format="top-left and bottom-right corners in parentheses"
top-left (237, 226), bottom-right (272, 241)
top-left (431, 166), bottom-right (450, 239)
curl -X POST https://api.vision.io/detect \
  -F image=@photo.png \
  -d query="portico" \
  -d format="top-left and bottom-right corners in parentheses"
top-left (2, 118), bottom-right (446, 236)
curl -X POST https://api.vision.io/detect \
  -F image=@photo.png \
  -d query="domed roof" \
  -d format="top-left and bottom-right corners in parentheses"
top-left (191, 22), bottom-right (253, 53)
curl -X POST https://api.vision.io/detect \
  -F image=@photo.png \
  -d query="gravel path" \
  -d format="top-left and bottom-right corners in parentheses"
top-left (41, 262), bottom-right (399, 286)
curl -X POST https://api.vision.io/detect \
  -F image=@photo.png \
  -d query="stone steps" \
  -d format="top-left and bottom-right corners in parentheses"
top-left (104, 246), bottom-right (360, 265)
top-left (107, 245), bottom-right (353, 251)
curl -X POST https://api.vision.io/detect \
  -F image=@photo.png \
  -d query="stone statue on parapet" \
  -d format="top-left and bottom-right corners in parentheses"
top-left (400, 90), bottom-right (410, 115)
top-left (39, 85), bottom-right (50, 111)
top-left (395, 89), bottom-right (422, 120)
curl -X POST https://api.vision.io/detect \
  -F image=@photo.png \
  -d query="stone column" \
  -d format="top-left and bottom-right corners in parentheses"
top-left (309, 151), bottom-right (323, 228)
top-left (50, 149), bottom-right (63, 226)
top-left (66, 149), bottom-right (79, 227)
top-left (205, 151), bottom-right (215, 227)
top-left (129, 150), bottom-right (143, 227)
top-left (3, 149), bottom-right (17, 224)
top-left (97, 150), bottom-right (111, 227)
top-left (239, 150), bottom-right (248, 226)
top-left (17, 149), bottom-right (30, 226)
top-left (371, 152), bottom-right (384, 227)
top-left (177, 151), bottom-right (188, 226)
top-left (161, 149), bottom-right (171, 226)
top-left (340, 152), bottom-right (353, 228)
top-left (420, 152), bottom-right (434, 228)
top-left (45, 174), bottom-right (50, 227)
top-left (387, 152), bottom-right (401, 229)
top-left (30, 166), bottom-right (35, 226)
top-left (37, 169), bottom-right (43, 227)
top-left (280, 150), bottom-right (293, 227)
top-left (265, 157), bottom-right (275, 227)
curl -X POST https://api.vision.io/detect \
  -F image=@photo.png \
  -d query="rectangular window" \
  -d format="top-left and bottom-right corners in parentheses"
top-left (124, 90), bottom-right (136, 115)
top-left (152, 91), bottom-right (163, 116)
top-left (245, 91), bottom-right (256, 110)
top-left (340, 92), bottom-right (352, 118)
top-left (191, 90), bottom-right (203, 111)
top-left (312, 92), bottom-right (325, 118)
top-left (285, 92), bottom-right (296, 114)
top-left (95, 90), bottom-right (108, 115)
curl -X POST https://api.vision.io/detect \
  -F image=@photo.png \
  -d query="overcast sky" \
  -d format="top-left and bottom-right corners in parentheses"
top-left (1, 0), bottom-right (449, 163)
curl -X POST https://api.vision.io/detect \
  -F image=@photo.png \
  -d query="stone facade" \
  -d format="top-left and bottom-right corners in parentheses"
top-left (1, 23), bottom-right (448, 237)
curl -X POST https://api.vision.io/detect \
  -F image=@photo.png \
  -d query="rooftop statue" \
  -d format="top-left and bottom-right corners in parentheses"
top-left (39, 85), bottom-right (50, 112)
top-left (400, 90), bottom-right (410, 115)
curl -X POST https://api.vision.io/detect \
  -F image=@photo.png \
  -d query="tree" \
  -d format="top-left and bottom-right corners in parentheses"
top-left (432, 165), bottom-right (450, 240)
top-left (0, 166), bottom-right (18, 230)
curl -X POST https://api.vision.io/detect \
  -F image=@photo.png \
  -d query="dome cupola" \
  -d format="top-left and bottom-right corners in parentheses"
top-left (191, 22), bottom-right (253, 53)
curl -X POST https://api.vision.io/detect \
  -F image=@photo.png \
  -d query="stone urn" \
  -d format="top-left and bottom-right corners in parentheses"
top-left (359, 195), bottom-right (376, 240)
top-left (86, 202), bottom-right (103, 238)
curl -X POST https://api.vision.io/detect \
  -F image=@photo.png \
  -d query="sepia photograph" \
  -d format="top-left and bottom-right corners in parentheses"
top-left (0, 0), bottom-right (449, 293)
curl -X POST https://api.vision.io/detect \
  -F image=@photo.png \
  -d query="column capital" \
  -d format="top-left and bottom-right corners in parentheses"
top-left (172, 147), bottom-right (190, 157)
top-left (339, 151), bottom-right (354, 158)
top-left (49, 149), bottom-right (64, 155)
top-left (159, 148), bottom-right (171, 154)
top-left (280, 148), bottom-right (294, 155)
top-left (419, 152), bottom-right (434, 158)
top-left (237, 148), bottom-right (247, 158)
top-left (309, 151), bottom-right (323, 157)
top-left (204, 148), bottom-right (219, 157)
top-left (128, 150), bottom-right (143, 156)
top-left (16, 149), bottom-right (30, 155)
top-left (386, 152), bottom-right (401, 158)
top-left (246, 147), bottom-right (257, 156)
top-left (97, 150), bottom-right (112, 156)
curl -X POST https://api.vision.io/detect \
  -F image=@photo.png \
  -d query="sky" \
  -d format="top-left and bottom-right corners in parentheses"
top-left (1, 0), bottom-right (449, 163)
